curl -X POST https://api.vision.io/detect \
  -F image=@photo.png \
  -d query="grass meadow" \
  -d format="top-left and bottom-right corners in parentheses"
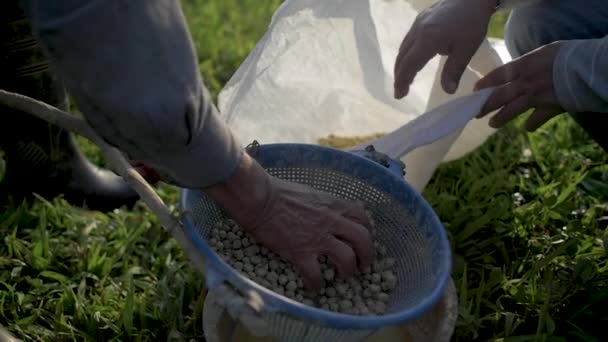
top-left (1, 1), bottom-right (606, 341)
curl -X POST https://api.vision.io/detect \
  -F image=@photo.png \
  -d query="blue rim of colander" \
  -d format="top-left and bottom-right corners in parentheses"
top-left (179, 143), bottom-right (452, 330)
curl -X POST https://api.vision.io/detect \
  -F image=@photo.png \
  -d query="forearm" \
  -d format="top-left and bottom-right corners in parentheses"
top-left (21, 0), bottom-right (243, 189)
top-left (553, 36), bottom-right (608, 114)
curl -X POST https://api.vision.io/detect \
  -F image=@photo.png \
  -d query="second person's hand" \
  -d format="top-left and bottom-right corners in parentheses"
top-left (474, 41), bottom-right (565, 131)
top-left (206, 152), bottom-right (375, 290)
top-left (394, 0), bottom-right (497, 98)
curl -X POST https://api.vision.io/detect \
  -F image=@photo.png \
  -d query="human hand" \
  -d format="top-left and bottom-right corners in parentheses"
top-left (394, 0), bottom-right (496, 98)
top-left (474, 41), bottom-right (566, 131)
top-left (206, 153), bottom-right (374, 290)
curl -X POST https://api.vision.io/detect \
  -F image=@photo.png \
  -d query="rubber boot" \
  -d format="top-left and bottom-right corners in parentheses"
top-left (0, 2), bottom-right (141, 212)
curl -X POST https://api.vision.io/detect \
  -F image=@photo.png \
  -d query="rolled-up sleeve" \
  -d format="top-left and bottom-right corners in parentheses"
top-left (21, 0), bottom-right (243, 189)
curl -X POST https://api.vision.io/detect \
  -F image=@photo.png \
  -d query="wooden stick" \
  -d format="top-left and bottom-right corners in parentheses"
top-left (0, 89), bottom-right (207, 272)
top-left (0, 90), bottom-right (95, 140)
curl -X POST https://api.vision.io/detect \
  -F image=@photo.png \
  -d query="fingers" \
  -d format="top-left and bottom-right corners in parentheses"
top-left (330, 200), bottom-right (373, 231)
top-left (293, 254), bottom-right (324, 290)
top-left (441, 46), bottom-right (474, 94)
top-left (329, 215), bottom-right (374, 271)
top-left (394, 40), bottom-right (436, 99)
top-left (475, 44), bottom-right (559, 93)
top-left (474, 59), bottom-right (522, 91)
top-left (323, 237), bottom-right (358, 280)
top-left (394, 24), bottom-right (418, 81)
top-left (478, 82), bottom-right (524, 118)
top-left (525, 107), bottom-right (561, 132)
top-left (488, 93), bottom-right (531, 128)
top-left (480, 78), bottom-right (560, 130)
top-left (342, 207), bottom-right (372, 229)
top-left (396, 27), bottom-right (416, 63)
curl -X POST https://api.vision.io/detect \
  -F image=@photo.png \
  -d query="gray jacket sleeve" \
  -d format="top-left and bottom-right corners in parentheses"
top-left (553, 36), bottom-right (608, 114)
top-left (496, 0), bottom-right (541, 11)
top-left (21, 0), bottom-right (244, 189)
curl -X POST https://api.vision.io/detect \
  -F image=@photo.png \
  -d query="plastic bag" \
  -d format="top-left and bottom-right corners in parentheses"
top-left (218, 0), bottom-right (512, 192)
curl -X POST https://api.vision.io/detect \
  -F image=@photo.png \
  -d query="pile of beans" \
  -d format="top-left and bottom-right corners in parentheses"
top-left (208, 213), bottom-right (397, 316)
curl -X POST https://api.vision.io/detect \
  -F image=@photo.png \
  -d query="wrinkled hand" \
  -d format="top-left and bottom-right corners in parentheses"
top-left (475, 41), bottom-right (566, 131)
top-left (245, 177), bottom-right (374, 290)
top-left (206, 153), bottom-right (374, 290)
top-left (394, 0), bottom-right (496, 98)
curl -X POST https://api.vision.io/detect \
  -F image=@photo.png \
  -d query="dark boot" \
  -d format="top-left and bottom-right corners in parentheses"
top-left (0, 2), bottom-right (141, 212)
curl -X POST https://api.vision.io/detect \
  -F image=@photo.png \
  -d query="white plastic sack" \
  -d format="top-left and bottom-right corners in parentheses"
top-left (218, 0), bottom-right (512, 192)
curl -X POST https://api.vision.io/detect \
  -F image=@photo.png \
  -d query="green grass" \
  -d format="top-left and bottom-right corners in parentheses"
top-left (1, 1), bottom-right (607, 341)
top-left (425, 116), bottom-right (608, 341)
